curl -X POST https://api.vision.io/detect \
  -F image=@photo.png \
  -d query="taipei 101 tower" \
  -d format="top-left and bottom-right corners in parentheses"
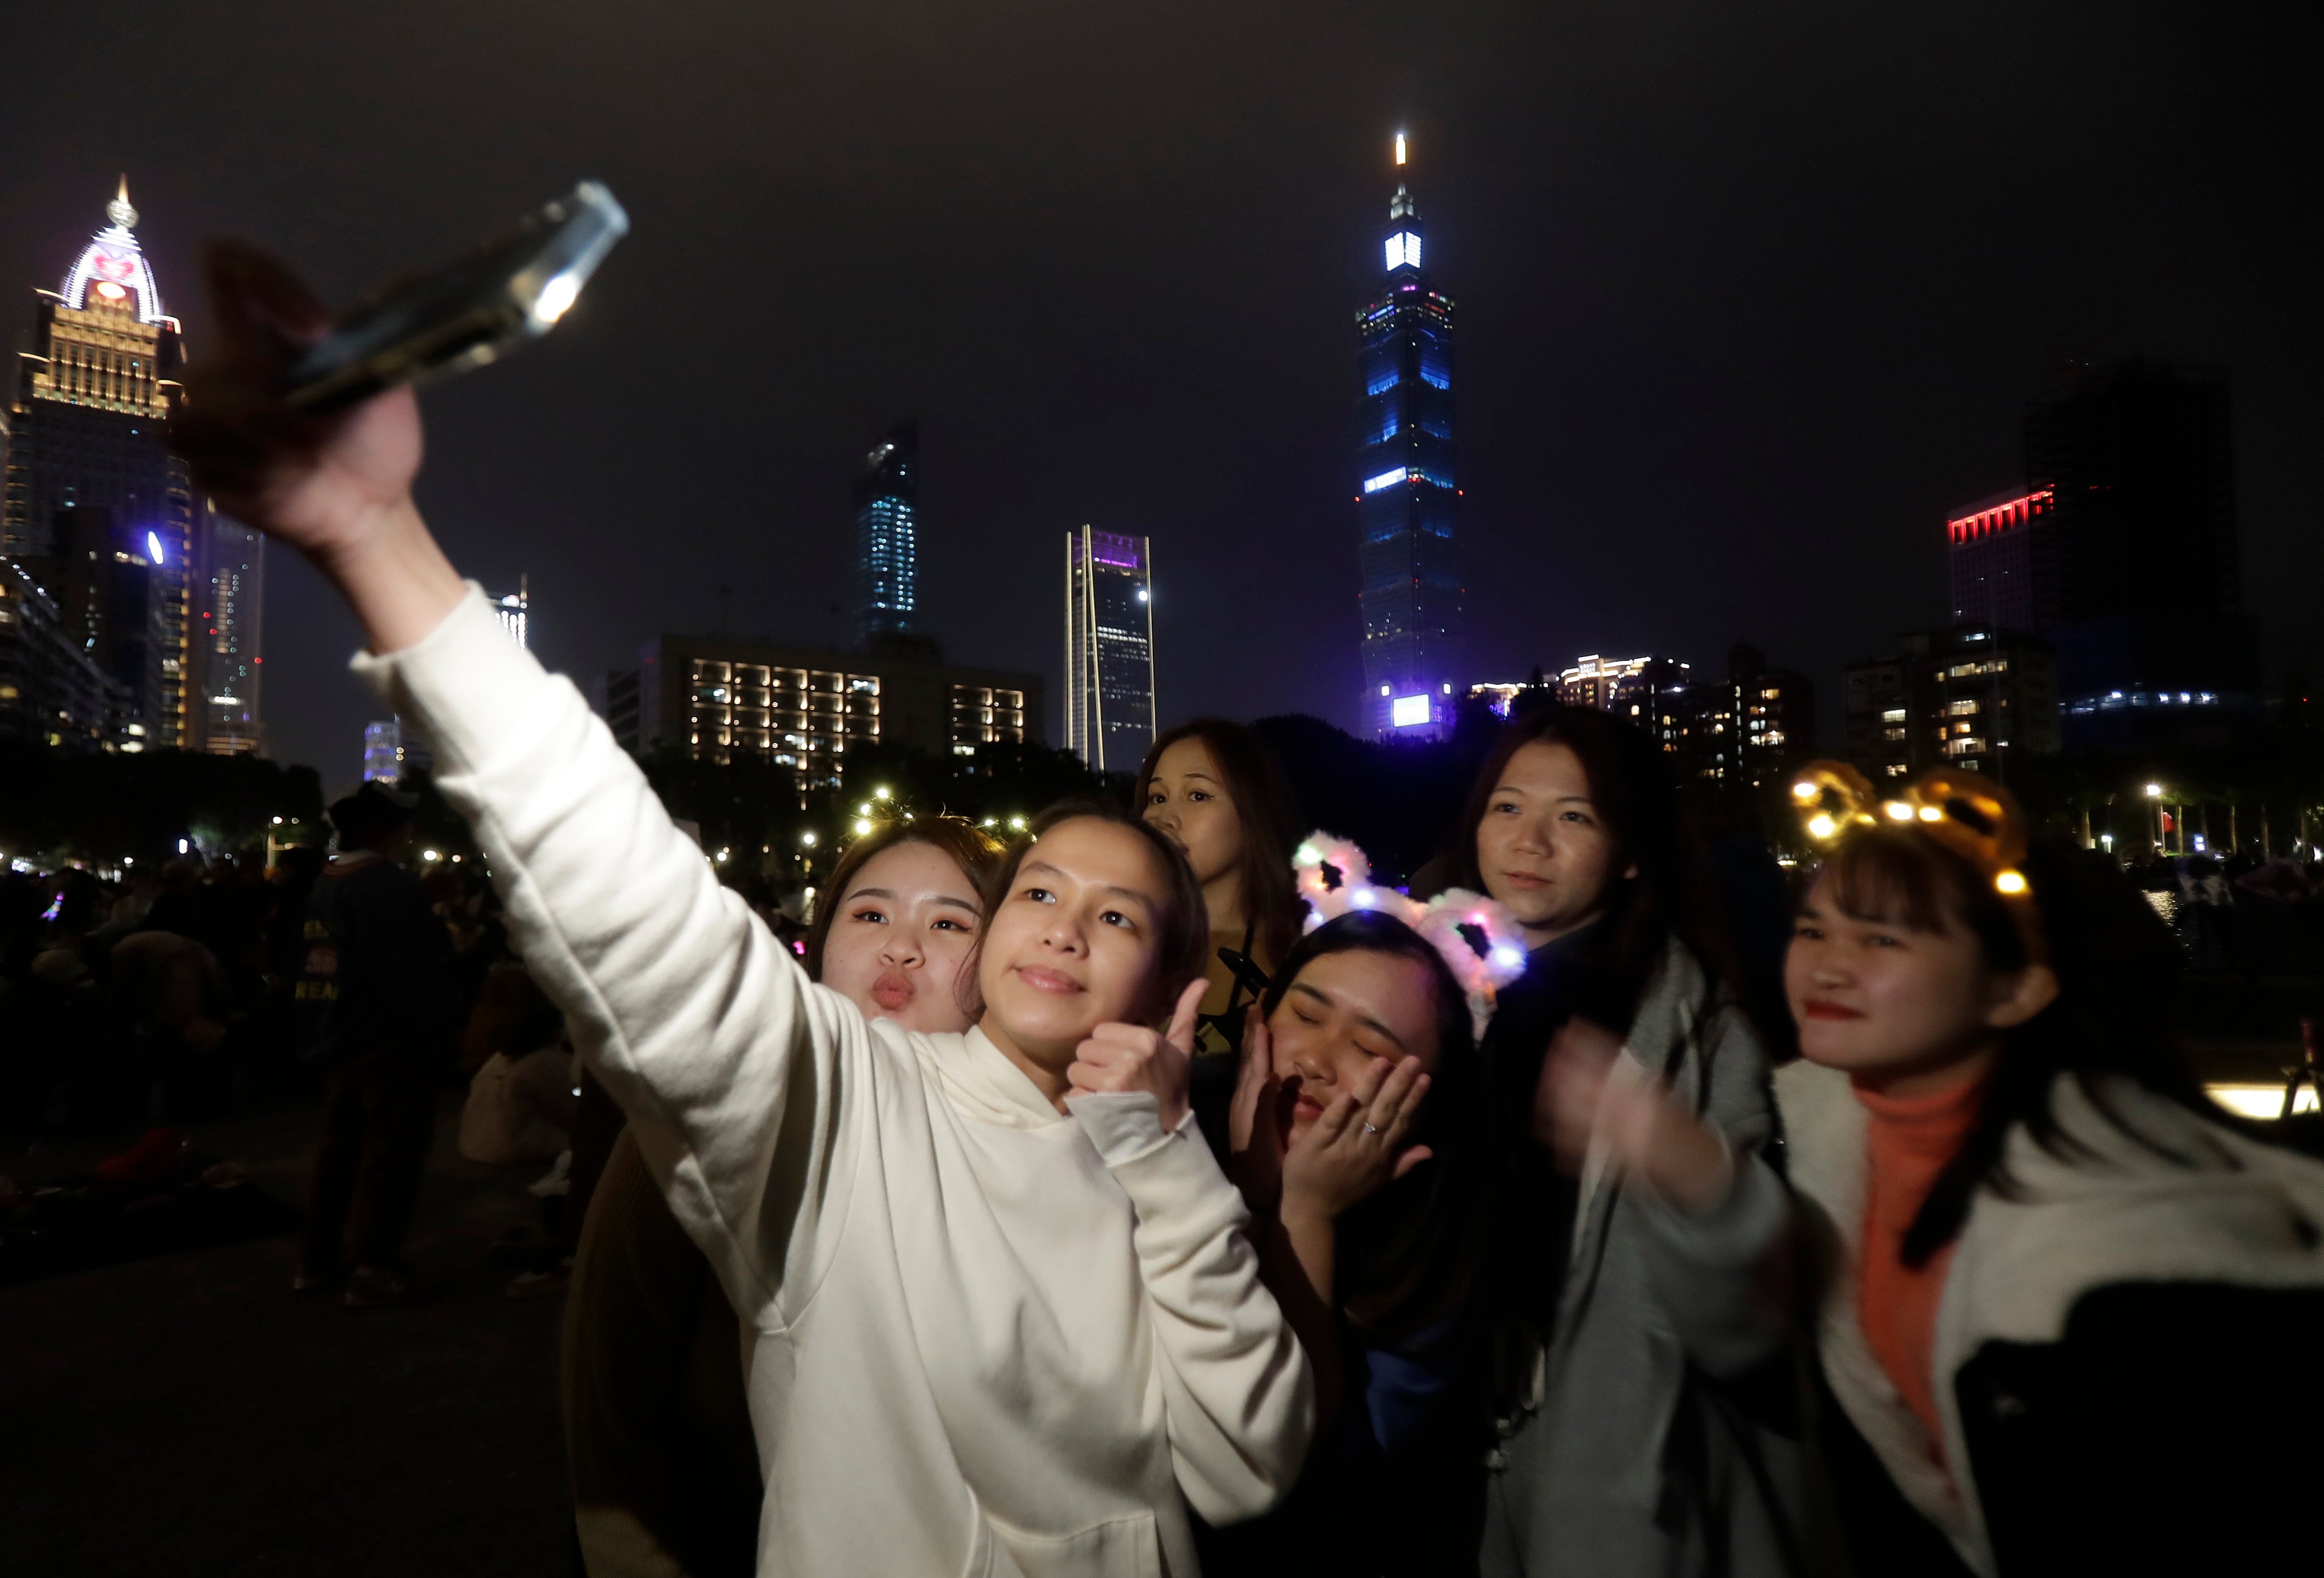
top-left (1352, 133), bottom-right (1463, 740)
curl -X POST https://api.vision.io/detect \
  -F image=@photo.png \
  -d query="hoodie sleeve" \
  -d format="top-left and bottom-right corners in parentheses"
top-left (354, 588), bottom-right (871, 1318)
top-left (1630, 1002), bottom-right (1794, 1377)
top-left (1070, 1092), bottom-right (1318, 1522)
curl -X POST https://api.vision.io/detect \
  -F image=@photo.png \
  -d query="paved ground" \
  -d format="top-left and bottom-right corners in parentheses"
top-left (1, 1089), bottom-right (577, 1577)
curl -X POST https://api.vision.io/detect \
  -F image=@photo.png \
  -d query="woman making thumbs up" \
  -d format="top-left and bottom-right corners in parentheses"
top-left (170, 245), bottom-right (1313, 1578)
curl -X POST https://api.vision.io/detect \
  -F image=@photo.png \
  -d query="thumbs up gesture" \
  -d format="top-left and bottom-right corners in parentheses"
top-left (1067, 977), bottom-right (1209, 1131)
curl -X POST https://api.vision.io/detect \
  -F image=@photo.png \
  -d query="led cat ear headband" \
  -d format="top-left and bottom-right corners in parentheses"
top-left (1292, 831), bottom-right (1530, 1038)
top-left (1792, 760), bottom-right (2044, 958)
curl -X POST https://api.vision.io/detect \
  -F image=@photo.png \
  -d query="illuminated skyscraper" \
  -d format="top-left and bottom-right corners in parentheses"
top-left (494, 576), bottom-right (530, 649)
top-left (3, 178), bottom-right (196, 750)
top-left (1063, 526), bottom-right (1155, 773)
top-left (1354, 134), bottom-right (1462, 739)
top-left (853, 421), bottom-right (918, 645)
top-left (193, 507), bottom-right (265, 754)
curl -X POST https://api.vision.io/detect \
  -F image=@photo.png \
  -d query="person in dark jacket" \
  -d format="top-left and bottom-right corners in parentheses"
top-left (1778, 762), bottom-right (2324, 1576)
top-left (293, 782), bottom-right (452, 1304)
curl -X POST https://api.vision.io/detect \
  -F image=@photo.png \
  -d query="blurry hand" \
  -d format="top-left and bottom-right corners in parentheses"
top-left (1228, 1006), bottom-right (1296, 1213)
top-left (1067, 978), bottom-right (1207, 1131)
top-left (172, 242), bottom-right (461, 652)
top-left (1281, 1054), bottom-right (1432, 1225)
top-left (1537, 1017), bottom-right (1732, 1212)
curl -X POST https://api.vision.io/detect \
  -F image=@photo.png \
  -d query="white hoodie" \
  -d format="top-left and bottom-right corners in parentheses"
top-left (357, 589), bottom-right (1312, 1576)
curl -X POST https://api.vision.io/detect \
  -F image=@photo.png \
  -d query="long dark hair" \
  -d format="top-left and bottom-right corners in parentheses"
top-left (964, 797), bottom-right (1213, 1023)
top-left (1135, 719), bottom-right (1306, 970)
top-left (1449, 706), bottom-right (1742, 1031)
top-left (803, 815), bottom-right (1006, 980)
top-left (1818, 827), bottom-right (2222, 1265)
top-left (1263, 911), bottom-right (1487, 1343)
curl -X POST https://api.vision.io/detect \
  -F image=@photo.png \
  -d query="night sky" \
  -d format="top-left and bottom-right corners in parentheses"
top-left (2, 2), bottom-right (2316, 784)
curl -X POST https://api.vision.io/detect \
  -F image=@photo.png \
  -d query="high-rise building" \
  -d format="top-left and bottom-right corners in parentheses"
top-left (494, 576), bottom-right (529, 649)
top-left (193, 507), bottom-right (264, 755)
top-left (607, 632), bottom-right (1041, 794)
top-left (1942, 361), bottom-right (2249, 747)
top-left (1355, 133), bottom-right (1463, 740)
top-left (1063, 526), bottom-right (1155, 773)
top-left (1, 555), bottom-right (117, 748)
top-left (363, 720), bottom-right (403, 784)
top-left (1845, 625), bottom-right (2059, 781)
top-left (3, 179), bottom-right (196, 751)
top-left (853, 422), bottom-right (918, 646)
top-left (2024, 360), bottom-right (2250, 741)
top-left (1945, 485), bottom-right (2052, 634)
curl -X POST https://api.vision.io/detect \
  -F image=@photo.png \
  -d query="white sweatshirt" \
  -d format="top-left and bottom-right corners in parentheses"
top-left (357, 589), bottom-right (1311, 1577)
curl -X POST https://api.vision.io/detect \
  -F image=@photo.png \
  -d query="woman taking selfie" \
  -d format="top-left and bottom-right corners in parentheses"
top-left (1138, 719), bottom-right (1307, 1058)
top-left (1201, 881), bottom-right (1511, 1575)
top-left (1778, 765), bottom-right (2324, 1577)
top-left (564, 816), bottom-right (1002, 1578)
top-left (1446, 709), bottom-right (1801, 1577)
top-left (174, 247), bottom-right (1313, 1578)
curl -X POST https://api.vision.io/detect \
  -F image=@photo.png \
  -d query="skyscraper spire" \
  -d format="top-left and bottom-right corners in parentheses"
top-left (1352, 129), bottom-right (1462, 738)
top-left (107, 174), bottom-right (137, 233)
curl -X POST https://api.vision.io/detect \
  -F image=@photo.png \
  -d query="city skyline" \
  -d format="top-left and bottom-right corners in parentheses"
top-left (0, 3), bottom-right (2310, 782)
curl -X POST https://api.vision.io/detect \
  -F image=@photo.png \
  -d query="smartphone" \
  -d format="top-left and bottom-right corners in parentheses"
top-left (280, 181), bottom-right (629, 412)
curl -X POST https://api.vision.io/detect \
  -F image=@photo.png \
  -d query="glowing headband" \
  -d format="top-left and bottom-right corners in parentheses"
top-left (1791, 760), bottom-right (2044, 958)
top-left (1292, 831), bottom-right (1530, 1038)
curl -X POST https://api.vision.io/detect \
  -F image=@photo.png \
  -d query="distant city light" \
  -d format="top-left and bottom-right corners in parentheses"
top-left (1363, 467), bottom-right (1409, 493)
top-left (1395, 132), bottom-right (1408, 166)
top-left (146, 530), bottom-right (164, 563)
top-left (1384, 231), bottom-right (1422, 271)
top-left (1390, 694), bottom-right (1431, 728)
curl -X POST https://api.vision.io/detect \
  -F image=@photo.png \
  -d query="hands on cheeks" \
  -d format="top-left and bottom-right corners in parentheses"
top-left (1280, 1054), bottom-right (1432, 1226)
top-left (1534, 1016), bottom-right (1733, 1213)
top-left (1228, 1006), bottom-right (1296, 1213)
top-left (1067, 978), bottom-right (1208, 1133)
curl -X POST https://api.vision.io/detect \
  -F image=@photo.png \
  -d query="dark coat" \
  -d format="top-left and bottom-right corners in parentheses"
top-left (1780, 1062), bottom-right (2324, 1576)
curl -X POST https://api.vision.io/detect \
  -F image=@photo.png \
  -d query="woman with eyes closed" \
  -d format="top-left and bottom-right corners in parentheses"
top-left (170, 248), bottom-right (1314, 1578)
top-left (1198, 910), bottom-right (1493, 1577)
top-left (1444, 708), bottom-right (1802, 1578)
top-left (1137, 720), bottom-right (1306, 1060)
top-left (563, 817), bottom-right (1000, 1578)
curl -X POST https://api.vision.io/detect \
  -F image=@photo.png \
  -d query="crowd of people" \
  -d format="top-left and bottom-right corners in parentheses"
top-left (18, 236), bottom-right (2312, 1578)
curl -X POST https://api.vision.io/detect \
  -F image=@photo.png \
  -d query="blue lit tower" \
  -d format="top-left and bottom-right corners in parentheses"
top-left (1354, 133), bottom-right (1462, 739)
top-left (853, 421), bottom-right (918, 645)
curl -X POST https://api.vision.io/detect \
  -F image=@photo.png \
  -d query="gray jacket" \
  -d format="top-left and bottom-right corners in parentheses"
top-left (1482, 939), bottom-right (1804, 1577)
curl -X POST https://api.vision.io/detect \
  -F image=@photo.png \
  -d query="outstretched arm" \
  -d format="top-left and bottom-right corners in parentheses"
top-left (173, 244), bottom-right (870, 1313)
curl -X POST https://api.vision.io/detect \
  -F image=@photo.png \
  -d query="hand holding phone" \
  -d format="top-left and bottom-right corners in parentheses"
top-left (280, 181), bottom-right (628, 411)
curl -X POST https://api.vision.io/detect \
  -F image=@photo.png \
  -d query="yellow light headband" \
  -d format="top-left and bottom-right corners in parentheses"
top-left (1790, 759), bottom-right (2043, 952)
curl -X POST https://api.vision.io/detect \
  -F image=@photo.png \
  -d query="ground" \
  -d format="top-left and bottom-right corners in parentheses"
top-left (2, 1090), bottom-right (576, 1577)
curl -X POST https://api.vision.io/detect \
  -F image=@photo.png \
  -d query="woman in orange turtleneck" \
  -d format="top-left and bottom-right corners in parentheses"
top-left (1772, 767), bottom-right (2324, 1578)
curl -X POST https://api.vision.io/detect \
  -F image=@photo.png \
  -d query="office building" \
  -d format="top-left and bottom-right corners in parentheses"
top-left (193, 508), bottom-right (264, 755)
top-left (3, 179), bottom-right (196, 749)
top-left (1558, 655), bottom-right (1691, 724)
top-left (854, 422), bottom-right (919, 645)
top-left (1671, 645), bottom-right (1818, 793)
top-left (1355, 134), bottom-right (1463, 739)
top-left (1063, 525), bottom-right (1155, 772)
top-left (608, 631), bottom-right (1040, 792)
top-left (363, 720), bottom-right (403, 784)
top-left (1845, 625), bottom-right (2059, 780)
top-left (1, 555), bottom-right (117, 748)
top-left (1943, 361), bottom-right (2250, 747)
top-left (493, 576), bottom-right (529, 650)
top-left (1945, 486), bottom-right (2052, 635)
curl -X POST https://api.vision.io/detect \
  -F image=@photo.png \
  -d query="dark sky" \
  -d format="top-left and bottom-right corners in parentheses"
top-left (3, 2), bottom-right (2317, 785)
